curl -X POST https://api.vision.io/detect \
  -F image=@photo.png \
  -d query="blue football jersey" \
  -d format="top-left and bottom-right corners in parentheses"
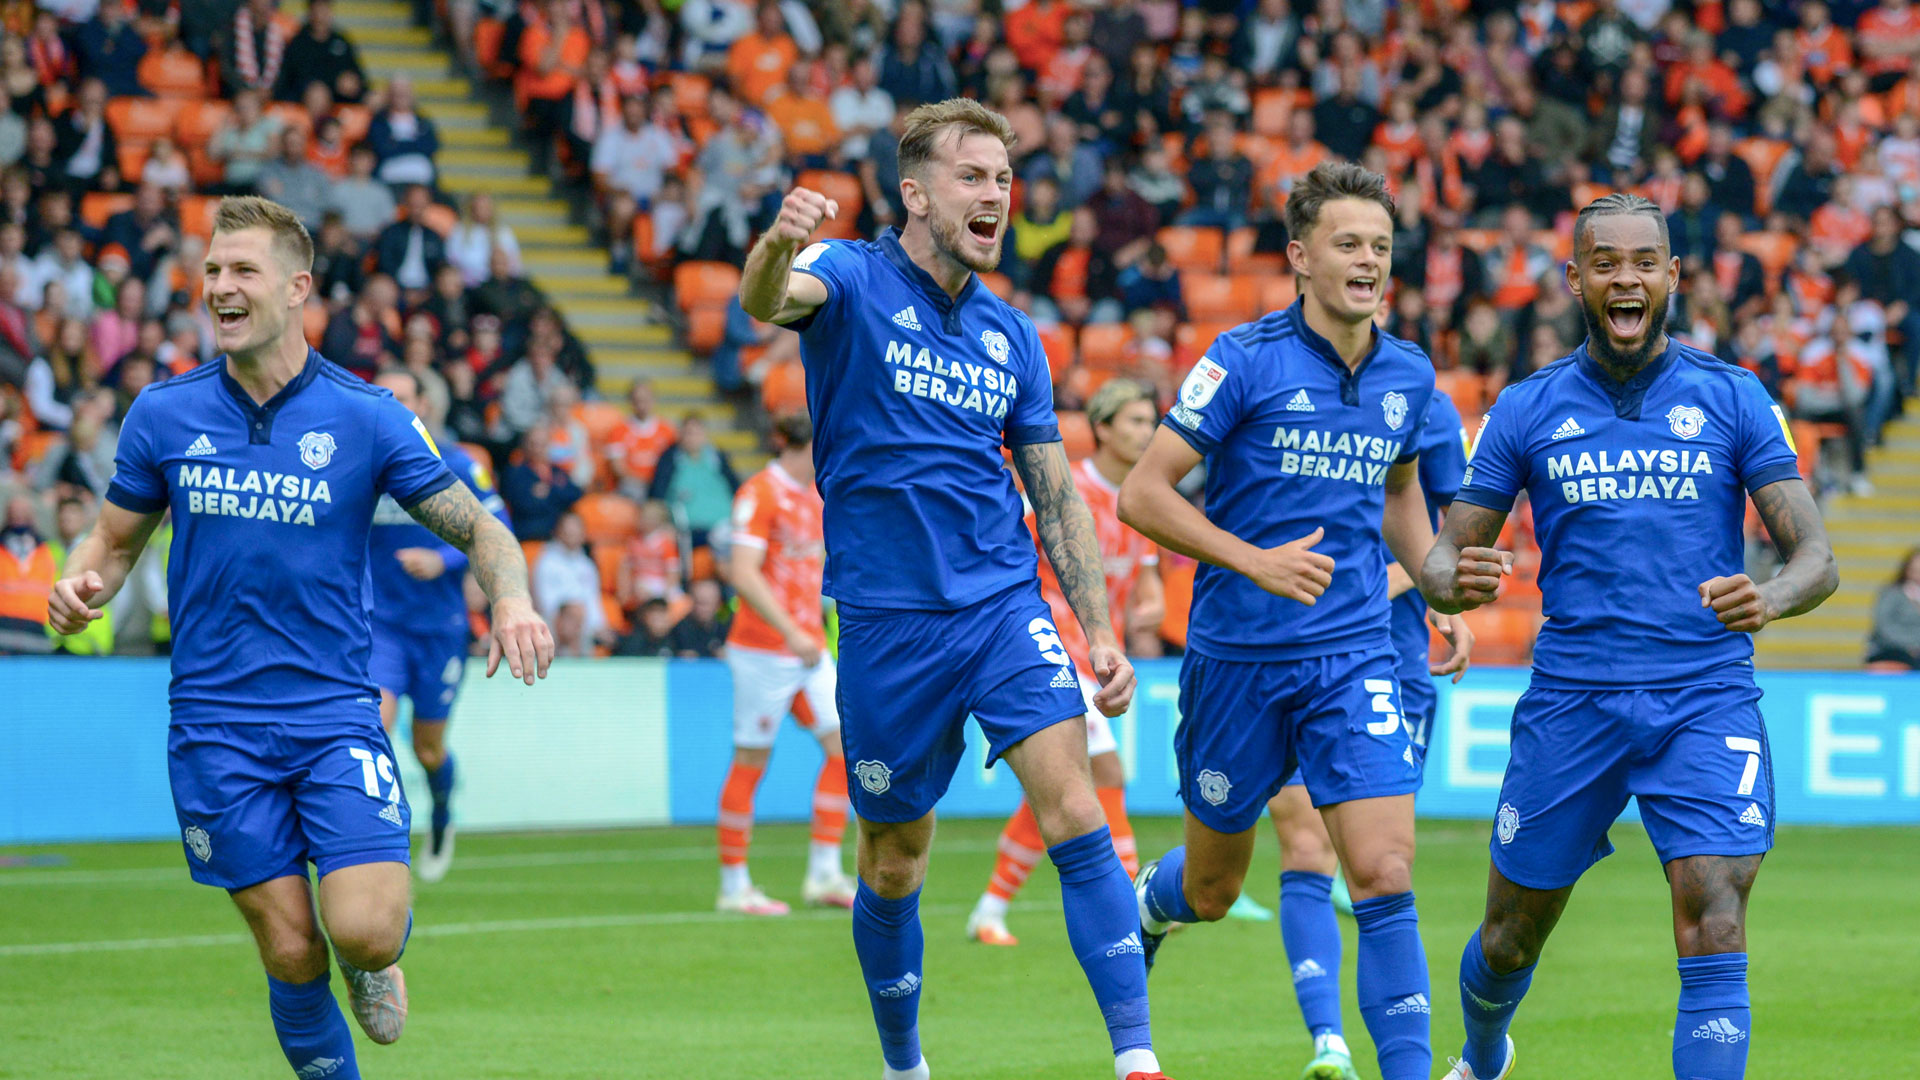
top-left (785, 229), bottom-right (1060, 610)
top-left (1167, 300), bottom-right (1438, 662)
top-left (1455, 338), bottom-right (1802, 688)
top-left (1389, 390), bottom-right (1470, 673)
top-left (368, 441), bottom-right (510, 640)
top-left (106, 351), bottom-right (458, 722)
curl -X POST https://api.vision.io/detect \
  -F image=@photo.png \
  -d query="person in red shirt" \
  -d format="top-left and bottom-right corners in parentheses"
top-left (607, 377), bottom-right (679, 500)
top-left (715, 413), bottom-right (855, 915)
top-left (1005, 0), bottom-right (1070, 74)
top-left (1857, 0), bottom-right (1920, 89)
top-left (518, 0), bottom-right (591, 174)
top-left (967, 379), bottom-right (1164, 946)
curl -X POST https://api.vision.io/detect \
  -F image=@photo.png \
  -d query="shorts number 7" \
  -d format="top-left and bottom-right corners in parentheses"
top-left (1724, 737), bottom-right (1761, 797)
top-left (348, 747), bottom-right (402, 804)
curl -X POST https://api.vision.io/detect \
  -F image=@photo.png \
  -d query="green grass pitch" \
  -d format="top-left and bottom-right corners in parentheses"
top-left (3, 817), bottom-right (1915, 1079)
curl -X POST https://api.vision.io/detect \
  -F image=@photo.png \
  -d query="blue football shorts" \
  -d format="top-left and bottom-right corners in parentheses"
top-left (167, 717), bottom-right (414, 891)
top-left (369, 626), bottom-right (467, 722)
top-left (836, 580), bottom-right (1089, 823)
top-left (1281, 663), bottom-right (1436, 789)
top-left (1179, 646), bottom-right (1421, 833)
top-left (1489, 682), bottom-right (1776, 891)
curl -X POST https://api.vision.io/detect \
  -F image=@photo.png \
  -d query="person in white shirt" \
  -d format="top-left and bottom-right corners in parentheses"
top-left (447, 192), bottom-right (521, 286)
top-left (830, 52), bottom-right (894, 160)
top-left (590, 93), bottom-right (683, 204)
top-left (679, 0), bottom-right (754, 71)
top-left (27, 228), bottom-right (96, 320)
top-left (534, 510), bottom-right (610, 656)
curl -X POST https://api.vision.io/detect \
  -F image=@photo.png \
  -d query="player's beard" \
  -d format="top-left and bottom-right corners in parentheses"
top-left (931, 206), bottom-right (1003, 274)
top-left (1580, 289), bottom-right (1670, 377)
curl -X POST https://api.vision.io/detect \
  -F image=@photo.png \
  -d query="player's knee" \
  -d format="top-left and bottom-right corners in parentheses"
top-left (1186, 876), bottom-right (1243, 923)
top-left (328, 913), bottom-right (408, 970)
top-left (1031, 788), bottom-right (1105, 846)
top-left (412, 732), bottom-right (445, 771)
top-left (1343, 849), bottom-right (1413, 898)
top-left (1684, 909), bottom-right (1748, 956)
top-left (259, 930), bottom-right (329, 982)
top-left (1275, 821), bottom-right (1337, 874)
top-left (1479, 915), bottom-right (1545, 973)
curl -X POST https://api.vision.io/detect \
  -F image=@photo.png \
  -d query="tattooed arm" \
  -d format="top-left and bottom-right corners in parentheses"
top-left (1418, 501), bottom-right (1515, 614)
top-left (407, 483), bottom-right (555, 683)
top-left (1012, 440), bottom-right (1136, 717)
top-left (1698, 478), bottom-right (1838, 633)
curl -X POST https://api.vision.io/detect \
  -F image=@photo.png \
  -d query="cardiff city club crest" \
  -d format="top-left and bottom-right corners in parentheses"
top-left (1382, 391), bottom-right (1409, 431)
top-left (183, 824), bottom-right (212, 862)
top-left (980, 329), bottom-right (1011, 365)
top-left (298, 431), bottom-right (337, 470)
top-left (1666, 404), bottom-right (1707, 440)
top-left (853, 760), bottom-right (893, 795)
top-left (1196, 769), bottom-right (1232, 806)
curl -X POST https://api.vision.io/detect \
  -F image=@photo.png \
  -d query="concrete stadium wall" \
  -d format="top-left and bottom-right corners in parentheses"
top-left (2, 659), bottom-right (1917, 845)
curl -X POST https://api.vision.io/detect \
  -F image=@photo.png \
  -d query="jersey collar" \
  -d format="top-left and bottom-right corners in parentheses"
top-left (877, 227), bottom-right (980, 336)
top-left (1285, 299), bottom-right (1383, 406)
top-left (1077, 455), bottom-right (1120, 495)
top-left (219, 347), bottom-right (323, 445)
top-left (1574, 334), bottom-right (1676, 420)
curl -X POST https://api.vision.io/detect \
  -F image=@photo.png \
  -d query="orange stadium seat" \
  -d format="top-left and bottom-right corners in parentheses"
top-left (1227, 226), bottom-right (1286, 274)
top-left (576, 401), bottom-right (629, 448)
top-left (1156, 226), bottom-right (1224, 273)
top-left (1470, 605), bottom-right (1542, 667)
top-left (474, 18), bottom-right (511, 78)
top-left (1182, 273), bottom-right (1260, 322)
top-left (575, 493), bottom-right (643, 544)
top-left (660, 71), bottom-right (712, 117)
top-left (1454, 229), bottom-right (1499, 253)
top-left (1078, 323), bottom-right (1135, 369)
top-left (1174, 321), bottom-right (1236, 367)
top-left (672, 260), bottom-right (740, 310)
top-left (302, 302), bottom-right (327, 347)
top-left (1435, 369), bottom-right (1489, 416)
top-left (1038, 324), bottom-right (1077, 380)
top-left (173, 99), bottom-right (233, 149)
top-left (762, 359), bottom-right (807, 416)
top-left (1737, 232), bottom-right (1798, 290)
top-left (601, 592), bottom-right (632, 638)
top-left (1251, 87), bottom-right (1293, 137)
top-left (593, 543), bottom-right (626, 595)
top-left (138, 48), bottom-right (209, 97)
top-left (1057, 410), bottom-right (1094, 460)
top-left (106, 96), bottom-right (185, 142)
top-left (267, 103), bottom-right (313, 136)
top-left (978, 271), bottom-right (1014, 301)
top-left (79, 192), bottom-right (135, 228)
top-left (179, 196), bottom-right (216, 240)
top-left (1060, 365), bottom-right (1118, 402)
top-left (115, 144), bottom-right (150, 183)
top-left (1258, 274), bottom-right (1298, 314)
top-left (685, 305), bottom-right (727, 353)
top-left (457, 443), bottom-right (492, 471)
top-left (520, 540), bottom-right (546, 568)
top-left (689, 545), bottom-right (718, 581)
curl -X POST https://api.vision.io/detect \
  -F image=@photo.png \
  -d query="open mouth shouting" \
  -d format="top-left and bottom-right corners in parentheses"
top-left (965, 211), bottom-right (1001, 248)
top-left (1604, 295), bottom-right (1648, 340)
top-left (213, 303), bottom-right (251, 338)
top-left (1345, 273), bottom-right (1379, 306)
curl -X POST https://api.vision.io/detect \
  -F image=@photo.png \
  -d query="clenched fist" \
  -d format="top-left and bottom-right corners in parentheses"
top-left (1447, 546), bottom-right (1514, 610)
top-left (1699, 574), bottom-right (1771, 633)
top-left (1243, 526), bottom-right (1337, 605)
top-left (770, 187), bottom-right (840, 250)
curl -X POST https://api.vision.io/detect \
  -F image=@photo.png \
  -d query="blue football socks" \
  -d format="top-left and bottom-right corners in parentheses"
top-left (1140, 845), bottom-right (1200, 928)
top-left (267, 972), bottom-right (359, 1079)
top-left (1673, 953), bottom-right (1750, 1080)
top-left (1051, 827), bottom-right (1153, 1056)
top-left (1280, 870), bottom-right (1345, 1040)
top-left (425, 754), bottom-right (455, 841)
top-left (1352, 891), bottom-right (1432, 1080)
top-left (1458, 926), bottom-right (1532, 1077)
top-left (852, 880), bottom-right (925, 1072)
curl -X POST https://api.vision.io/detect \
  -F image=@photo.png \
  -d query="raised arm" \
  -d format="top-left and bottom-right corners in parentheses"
top-left (406, 483), bottom-right (555, 684)
top-left (1012, 440), bottom-right (1135, 716)
top-left (1418, 501), bottom-right (1514, 614)
top-left (739, 187), bottom-right (836, 325)
top-left (1116, 426), bottom-right (1335, 604)
top-left (1698, 478), bottom-right (1838, 633)
top-left (48, 503), bottom-right (163, 634)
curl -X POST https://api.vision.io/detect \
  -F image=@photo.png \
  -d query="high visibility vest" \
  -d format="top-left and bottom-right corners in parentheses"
top-left (46, 539), bottom-right (113, 655)
top-left (0, 542), bottom-right (53, 626)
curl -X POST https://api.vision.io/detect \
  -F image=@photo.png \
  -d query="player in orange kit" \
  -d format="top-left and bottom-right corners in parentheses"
top-left (967, 379), bottom-right (1164, 945)
top-left (715, 413), bottom-right (857, 915)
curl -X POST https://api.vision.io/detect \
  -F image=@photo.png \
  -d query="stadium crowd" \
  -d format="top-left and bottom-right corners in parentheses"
top-left (3, 0), bottom-right (1920, 666)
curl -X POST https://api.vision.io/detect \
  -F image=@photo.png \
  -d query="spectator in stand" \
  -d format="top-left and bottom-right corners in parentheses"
top-left (54, 78), bottom-right (116, 192)
top-left (325, 143), bottom-right (398, 242)
top-left (612, 595), bottom-right (678, 656)
top-left (309, 211), bottom-right (367, 303)
top-left (1844, 205), bottom-right (1920, 397)
top-left (471, 245), bottom-right (550, 331)
top-left (520, 0), bottom-right (591, 175)
top-left (1698, 122), bottom-right (1758, 222)
top-left (503, 420), bottom-right (584, 540)
top-left (765, 61), bottom-right (839, 169)
top-left (1128, 143), bottom-right (1186, 225)
top-left (90, 276), bottom-right (142, 372)
top-left (1085, 158), bottom-right (1157, 264)
top-left (139, 137), bottom-right (191, 193)
top-left (209, 88), bottom-right (282, 194)
top-left (422, 264), bottom-right (475, 354)
top-left (307, 113), bottom-right (351, 177)
top-left (591, 92), bottom-right (681, 207)
top-left (608, 377), bottom-right (677, 501)
top-left (446, 192), bottom-right (520, 287)
top-left (1314, 67), bottom-right (1380, 164)
top-left (1231, 0), bottom-right (1300, 83)
top-left (679, 0), bottom-right (754, 73)
top-left (648, 413), bottom-right (738, 554)
top-left (227, 0), bottom-right (289, 95)
top-left (878, 0), bottom-right (956, 106)
top-left (1179, 112), bottom-right (1254, 231)
top-left (320, 273), bottom-right (402, 379)
top-left (0, 493), bottom-right (53, 655)
top-left (374, 184), bottom-right (450, 303)
top-left (1029, 208), bottom-right (1123, 325)
top-left (1794, 305), bottom-right (1875, 493)
top-left (27, 229), bottom-right (95, 321)
top-left (1667, 172), bottom-right (1722, 264)
top-left (365, 74), bottom-right (440, 187)
top-left (619, 497), bottom-right (683, 607)
top-left (100, 183), bottom-right (178, 287)
top-left (1778, 131), bottom-right (1842, 222)
top-left (24, 317), bottom-right (94, 430)
top-left (533, 509), bottom-right (609, 656)
top-left (254, 126), bottom-right (332, 230)
top-left (1024, 115), bottom-right (1103, 210)
top-left (667, 577), bottom-right (729, 658)
top-left (1116, 242), bottom-right (1183, 318)
top-left (274, 0), bottom-right (365, 104)
top-left (542, 382), bottom-right (597, 490)
top-left (680, 88), bottom-right (781, 263)
top-left (500, 337), bottom-right (572, 437)
top-left (1858, 0), bottom-right (1920, 91)
top-left (831, 51), bottom-right (894, 161)
top-left (1588, 65), bottom-right (1660, 182)
top-left (1867, 548), bottom-right (1920, 669)
top-left (1483, 203), bottom-right (1556, 314)
top-left (74, 2), bottom-right (146, 98)
top-left (1712, 212), bottom-right (1768, 321)
top-left (729, 0), bottom-right (797, 107)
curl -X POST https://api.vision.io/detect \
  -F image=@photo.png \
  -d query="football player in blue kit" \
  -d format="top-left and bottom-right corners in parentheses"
top-left (1118, 162), bottom-right (1470, 1080)
top-left (368, 368), bottom-right (512, 883)
top-left (1263, 388), bottom-right (1474, 1080)
top-left (738, 99), bottom-right (1172, 1080)
top-left (1421, 194), bottom-right (1837, 1080)
top-left (48, 197), bottom-right (555, 1080)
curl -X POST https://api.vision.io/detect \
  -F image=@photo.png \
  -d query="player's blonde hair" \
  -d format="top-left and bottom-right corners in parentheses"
top-left (897, 99), bottom-right (1018, 179)
top-left (1086, 378), bottom-right (1156, 446)
top-left (211, 196), bottom-right (314, 274)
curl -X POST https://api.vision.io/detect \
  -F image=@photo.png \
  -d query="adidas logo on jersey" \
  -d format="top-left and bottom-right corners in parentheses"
top-left (876, 972), bottom-right (921, 999)
top-left (1286, 389), bottom-right (1315, 412)
top-left (1385, 994), bottom-right (1431, 1016)
top-left (1739, 802), bottom-right (1767, 827)
top-left (1292, 959), bottom-right (1327, 984)
top-left (891, 306), bottom-right (923, 332)
top-left (1550, 417), bottom-right (1586, 440)
top-left (1692, 1018), bottom-right (1747, 1043)
top-left (1106, 932), bottom-right (1145, 957)
top-left (186, 434), bottom-right (217, 457)
top-left (379, 803), bottom-right (403, 827)
top-left (1050, 667), bottom-right (1077, 689)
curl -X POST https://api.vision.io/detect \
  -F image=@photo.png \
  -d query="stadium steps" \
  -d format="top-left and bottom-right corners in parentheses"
top-left (330, 0), bottom-right (765, 465)
top-left (1753, 409), bottom-right (1920, 669)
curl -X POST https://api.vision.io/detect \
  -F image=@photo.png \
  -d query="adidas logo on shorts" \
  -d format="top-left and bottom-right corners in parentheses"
top-left (1050, 667), bottom-right (1077, 689)
top-left (379, 803), bottom-right (403, 827)
top-left (1739, 802), bottom-right (1767, 827)
top-left (1691, 1018), bottom-right (1746, 1043)
top-left (876, 972), bottom-right (921, 999)
top-left (1385, 994), bottom-right (1431, 1016)
top-left (1292, 959), bottom-right (1327, 984)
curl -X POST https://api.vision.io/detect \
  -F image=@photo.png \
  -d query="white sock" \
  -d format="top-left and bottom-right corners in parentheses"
top-left (882, 1057), bottom-right (930, 1080)
top-left (1138, 890), bottom-right (1172, 935)
top-left (1114, 1047), bottom-right (1159, 1079)
top-left (808, 840), bottom-right (843, 880)
top-left (973, 892), bottom-right (1010, 922)
top-left (1314, 1032), bottom-right (1350, 1058)
top-left (720, 863), bottom-right (752, 897)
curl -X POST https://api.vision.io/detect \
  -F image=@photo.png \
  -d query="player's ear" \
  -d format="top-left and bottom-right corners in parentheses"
top-left (900, 175), bottom-right (927, 218)
top-left (287, 268), bottom-right (313, 310)
top-left (1564, 257), bottom-right (1582, 300)
top-left (1666, 254), bottom-right (1680, 292)
top-left (1285, 237), bottom-right (1309, 278)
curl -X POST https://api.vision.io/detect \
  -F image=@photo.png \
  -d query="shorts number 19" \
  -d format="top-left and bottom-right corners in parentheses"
top-left (348, 747), bottom-right (402, 804)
